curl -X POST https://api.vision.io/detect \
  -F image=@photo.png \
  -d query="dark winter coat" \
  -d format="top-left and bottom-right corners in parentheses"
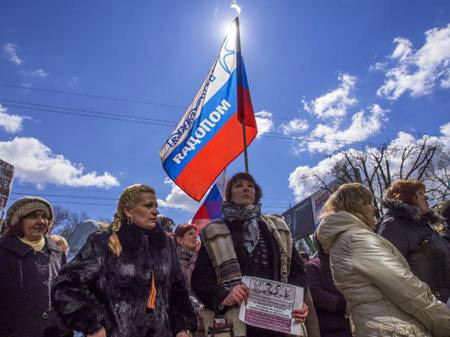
top-left (52, 222), bottom-right (197, 337)
top-left (176, 246), bottom-right (197, 293)
top-left (176, 246), bottom-right (206, 337)
top-left (192, 218), bottom-right (316, 337)
top-left (0, 235), bottom-right (73, 337)
top-left (305, 251), bottom-right (352, 337)
top-left (377, 199), bottom-right (450, 302)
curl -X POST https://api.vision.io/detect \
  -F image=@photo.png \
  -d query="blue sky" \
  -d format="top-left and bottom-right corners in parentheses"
top-left (1, 0), bottom-right (449, 225)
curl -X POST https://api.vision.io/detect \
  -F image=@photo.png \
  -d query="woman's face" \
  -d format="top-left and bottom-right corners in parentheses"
top-left (125, 192), bottom-right (159, 230)
top-left (363, 203), bottom-right (376, 227)
top-left (177, 228), bottom-right (198, 251)
top-left (230, 179), bottom-right (256, 206)
top-left (20, 210), bottom-right (50, 241)
top-left (414, 189), bottom-right (429, 214)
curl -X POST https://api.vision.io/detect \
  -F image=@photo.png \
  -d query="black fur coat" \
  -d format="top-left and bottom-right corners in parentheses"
top-left (377, 199), bottom-right (450, 302)
top-left (52, 222), bottom-right (197, 337)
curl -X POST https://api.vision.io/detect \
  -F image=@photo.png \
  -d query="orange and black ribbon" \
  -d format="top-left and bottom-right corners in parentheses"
top-left (147, 271), bottom-right (157, 310)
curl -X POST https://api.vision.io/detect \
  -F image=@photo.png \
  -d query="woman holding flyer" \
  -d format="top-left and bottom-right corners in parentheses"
top-left (192, 172), bottom-right (320, 337)
top-left (316, 183), bottom-right (450, 337)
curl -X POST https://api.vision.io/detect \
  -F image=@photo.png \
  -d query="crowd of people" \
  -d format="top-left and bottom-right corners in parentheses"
top-left (0, 174), bottom-right (449, 337)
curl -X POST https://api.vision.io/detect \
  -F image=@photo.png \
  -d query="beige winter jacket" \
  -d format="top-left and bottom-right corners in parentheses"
top-left (316, 211), bottom-right (450, 337)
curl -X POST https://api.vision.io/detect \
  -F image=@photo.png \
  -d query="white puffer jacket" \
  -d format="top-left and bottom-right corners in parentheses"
top-left (316, 211), bottom-right (450, 337)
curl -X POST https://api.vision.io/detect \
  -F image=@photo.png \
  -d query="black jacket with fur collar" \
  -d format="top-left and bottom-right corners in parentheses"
top-left (52, 223), bottom-right (197, 337)
top-left (377, 199), bottom-right (450, 302)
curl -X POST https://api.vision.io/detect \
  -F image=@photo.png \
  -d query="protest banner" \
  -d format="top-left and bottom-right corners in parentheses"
top-left (0, 159), bottom-right (15, 231)
top-left (0, 159), bottom-right (14, 211)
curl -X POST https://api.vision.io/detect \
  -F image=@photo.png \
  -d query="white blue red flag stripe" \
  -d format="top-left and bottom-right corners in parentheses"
top-left (191, 184), bottom-right (223, 230)
top-left (160, 17), bottom-right (257, 201)
top-left (191, 172), bottom-right (226, 230)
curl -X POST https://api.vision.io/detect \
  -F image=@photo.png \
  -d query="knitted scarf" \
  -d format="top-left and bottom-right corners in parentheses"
top-left (221, 202), bottom-right (262, 253)
top-left (18, 236), bottom-right (45, 251)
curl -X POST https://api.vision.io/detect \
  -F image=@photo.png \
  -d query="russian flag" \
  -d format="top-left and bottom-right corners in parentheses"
top-left (191, 184), bottom-right (223, 231)
top-left (160, 17), bottom-right (257, 201)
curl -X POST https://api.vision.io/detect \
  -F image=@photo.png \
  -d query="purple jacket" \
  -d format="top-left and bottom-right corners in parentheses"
top-left (305, 251), bottom-right (352, 337)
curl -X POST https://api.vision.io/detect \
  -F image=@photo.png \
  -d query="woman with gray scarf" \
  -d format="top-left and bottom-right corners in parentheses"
top-left (191, 172), bottom-right (320, 337)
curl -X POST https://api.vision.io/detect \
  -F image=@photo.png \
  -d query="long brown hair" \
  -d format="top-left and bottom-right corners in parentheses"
top-left (384, 179), bottom-right (425, 205)
top-left (225, 172), bottom-right (263, 204)
top-left (320, 183), bottom-right (375, 227)
top-left (108, 184), bottom-right (156, 256)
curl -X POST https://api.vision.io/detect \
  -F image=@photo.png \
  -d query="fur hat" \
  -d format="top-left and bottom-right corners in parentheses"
top-left (5, 197), bottom-right (53, 229)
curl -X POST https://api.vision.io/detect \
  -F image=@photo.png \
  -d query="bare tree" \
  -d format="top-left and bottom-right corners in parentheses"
top-left (307, 138), bottom-right (448, 217)
top-left (424, 148), bottom-right (450, 203)
top-left (52, 205), bottom-right (89, 240)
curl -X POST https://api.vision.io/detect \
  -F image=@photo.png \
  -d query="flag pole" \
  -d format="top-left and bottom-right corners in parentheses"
top-left (235, 17), bottom-right (249, 173)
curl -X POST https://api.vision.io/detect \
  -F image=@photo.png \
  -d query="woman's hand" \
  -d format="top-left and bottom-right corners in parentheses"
top-left (292, 303), bottom-right (309, 323)
top-left (221, 283), bottom-right (250, 306)
top-left (87, 327), bottom-right (106, 337)
top-left (176, 332), bottom-right (192, 337)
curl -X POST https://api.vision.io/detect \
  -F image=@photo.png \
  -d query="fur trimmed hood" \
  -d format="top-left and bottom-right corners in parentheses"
top-left (382, 198), bottom-right (444, 226)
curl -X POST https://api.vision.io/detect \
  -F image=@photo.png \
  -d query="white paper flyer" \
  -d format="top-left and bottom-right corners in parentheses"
top-left (239, 276), bottom-right (305, 336)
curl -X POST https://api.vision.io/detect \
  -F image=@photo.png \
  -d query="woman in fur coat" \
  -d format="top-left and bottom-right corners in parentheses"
top-left (377, 179), bottom-right (450, 303)
top-left (52, 184), bottom-right (197, 337)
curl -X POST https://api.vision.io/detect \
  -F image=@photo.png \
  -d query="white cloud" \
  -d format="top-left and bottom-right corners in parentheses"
top-left (377, 24), bottom-right (450, 99)
top-left (303, 73), bottom-right (357, 119)
top-left (440, 122), bottom-right (450, 139)
top-left (68, 76), bottom-right (79, 86)
top-left (288, 121), bottom-right (450, 201)
top-left (309, 104), bottom-right (387, 151)
top-left (288, 153), bottom-right (345, 201)
top-left (3, 43), bottom-right (22, 65)
top-left (31, 69), bottom-right (48, 77)
top-left (0, 104), bottom-right (28, 133)
top-left (157, 178), bottom-right (198, 212)
top-left (20, 82), bottom-right (32, 94)
top-left (284, 72), bottom-right (388, 154)
top-left (391, 37), bottom-right (413, 61)
top-left (0, 137), bottom-right (119, 188)
top-left (255, 110), bottom-right (274, 138)
top-left (298, 104), bottom-right (388, 153)
top-left (280, 118), bottom-right (309, 135)
top-left (441, 68), bottom-right (450, 89)
top-left (369, 62), bottom-right (387, 71)
top-left (230, 0), bottom-right (242, 15)
top-left (19, 68), bottom-right (49, 78)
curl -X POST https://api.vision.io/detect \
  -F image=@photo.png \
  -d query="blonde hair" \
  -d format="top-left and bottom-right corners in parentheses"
top-left (49, 234), bottom-right (69, 253)
top-left (108, 184), bottom-right (156, 256)
top-left (320, 183), bottom-right (375, 227)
